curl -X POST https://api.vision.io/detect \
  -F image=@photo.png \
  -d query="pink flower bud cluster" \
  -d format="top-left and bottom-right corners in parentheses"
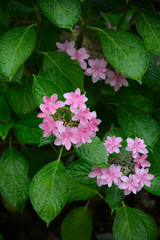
top-left (37, 88), bottom-right (101, 151)
top-left (56, 40), bottom-right (129, 92)
top-left (88, 136), bottom-right (154, 196)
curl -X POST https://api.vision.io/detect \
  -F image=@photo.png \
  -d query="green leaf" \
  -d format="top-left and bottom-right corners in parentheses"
top-left (113, 205), bottom-right (158, 240)
top-left (0, 95), bottom-right (10, 123)
top-left (136, 11), bottom-right (160, 56)
top-left (38, 133), bottom-right (55, 147)
top-left (61, 207), bottom-right (92, 240)
top-left (14, 112), bottom-right (42, 144)
top-left (0, 147), bottom-right (30, 211)
top-left (41, 51), bottom-right (84, 92)
top-left (142, 52), bottom-right (160, 86)
top-left (116, 87), bottom-right (152, 112)
top-left (106, 184), bottom-right (125, 212)
top-left (66, 159), bottom-right (98, 200)
top-left (36, 23), bottom-right (60, 52)
top-left (85, 80), bottom-right (101, 107)
top-left (0, 25), bottom-right (36, 78)
top-left (117, 105), bottom-right (159, 147)
top-left (40, 0), bottom-right (81, 30)
top-left (29, 160), bottom-right (70, 226)
top-left (0, 122), bottom-right (14, 140)
top-left (22, 147), bottom-right (55, 179)
top-left (147, 145), bottom-right (160, 172)
top-left (33, 75), bottom-right (63, 106)
top-left (100, 29), bottom-right (149, 82)
top-left (0, 64), bottom-right (23, 83)
top-left (8, 0), bottom-right (35, 17)
top-left (7, 77), bottom-right (37, 115)
top-left (103, 124), bottom-right (126, 142)
top-left (74, 136), bottom-right (108, 167)
top-left (144, 171), bottom-right (160, 196)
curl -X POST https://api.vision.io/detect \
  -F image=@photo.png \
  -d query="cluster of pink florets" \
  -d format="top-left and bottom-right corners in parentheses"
top-left (37, 88), bottom-right (101, 151)
top-left (56, 40), bottom-right (129, 92)
top-left (88, 136), bottom-right (154, 195)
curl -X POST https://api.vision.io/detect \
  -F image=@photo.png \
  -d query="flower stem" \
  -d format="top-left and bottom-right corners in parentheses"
top-left (96, 191), bottom-right (107, 202)
top-left (117, 1), bottom-right (131, 29)
top-left (62, 150), bottom-right (76, 157)
top-left (50, 143), bottom-right (58, 154)
top-left (57, 147), bottom-right (64, 162)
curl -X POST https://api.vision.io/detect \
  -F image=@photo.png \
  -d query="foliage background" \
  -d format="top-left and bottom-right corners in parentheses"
top-left (0, 0), bottom-right (160, 239)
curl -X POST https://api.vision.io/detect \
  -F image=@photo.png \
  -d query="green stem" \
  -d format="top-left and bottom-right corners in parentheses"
top-left (96, 191), bottom-right (107, 202)
top-left (57, 147), bottom-right (63, 162)
top-left (86, 0), bottom-right (93, 21)
top-left (62, 150), bottom-right (75, 157)
top-left (50, 143), bottom-right (58, 154)
top-left (85, 200), bottom-right (90, 209)
top-left (37, 50), bottom-right (46, 55)
top-left (87, 25), bottom-right (102, 32)
top-left (117, 1), bottom-right (131, 29)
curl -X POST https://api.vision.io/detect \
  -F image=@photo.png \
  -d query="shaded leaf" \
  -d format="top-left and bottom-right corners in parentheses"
top-left (100, 29), bottom-right (149, 82)
top-left (61, 207), bottom-right (92, 240)
top-left (0, 147), bottom-right (30, 211)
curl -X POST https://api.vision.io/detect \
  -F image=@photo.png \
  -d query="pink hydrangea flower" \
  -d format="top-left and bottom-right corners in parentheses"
top-left (104, 136), bottom-right (122, 155)
top-left (134, 154), bottom-right (151, 168)
top-left (67, 47), bottom-right (89, 70)
top-left (88, 166), bottom-right (106, 179)
top-left (105, 69), bottom-right (129, 92)
top-left (37, 104), bottom-right (51, 118)
top-left (64, 88), bottom-right (88, 113)
top-left (101, 164), bottom-right (123, 187)
top-left (39, 117), bottom-right (63, 137)
top-left (84, 117), bottom-right (101, 133)
top-left (75, 124), bottom-right (92, 147)
top-left (156, 57), bottom-right (160, 65)
top-left (126, 137), bottom-right (148, 158)
top-left (39, 94), bottom-right (65, 115)
top-left (56, 40), bottom-right (75, 52)
top-left (88, 166), bottom-right (108, 187)
top-left (85, 58), bottom-right (108, 83)
top-left (134, 167), bottom-right (154, 188)
top-left (72, 108), bottom-right (93, 124)
top-left (54, 126), bottom-right (78, 150)
top-left (119, 174), bottom-right (140, 195)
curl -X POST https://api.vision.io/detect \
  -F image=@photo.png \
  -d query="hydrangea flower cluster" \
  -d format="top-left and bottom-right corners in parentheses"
top-left (88, 136), bottom-right (154, 195)
top-left (38, 88), bottom-right (101, 151)
top-left (56, 40), bottom-right (129, 92)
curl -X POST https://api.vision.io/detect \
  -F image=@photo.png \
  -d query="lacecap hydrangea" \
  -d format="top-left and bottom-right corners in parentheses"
top-left (38, 88), bottom-right (101, 150)
top-left (89, 136), bottom-right (154, 195)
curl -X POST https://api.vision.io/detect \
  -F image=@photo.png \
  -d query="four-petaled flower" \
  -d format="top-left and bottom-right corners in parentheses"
top-left (56, 40), bottom-right (75, 52)
top-left (105, 69), bottom-right (129, 92)
top-left (134, 167), bottom-right (154, 187)
top-left (104, 136), bottom-right (122, 155)
top-left (67, 47), bottom-right (89, 70)
top-left (85, 58), bottom-right (108, 83)
top-left (119, 175), bottom-right (140, 195)
top-left (134, 154), bottom-right (151, 168)
top-left (101, 165), bottom-right (123, 187)
top-left (64, 88), bottom-right (88, 113)
top-left (126, 137), bottom-right (148, 158)
top-left (54, 126), bottom-right (78, 150)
